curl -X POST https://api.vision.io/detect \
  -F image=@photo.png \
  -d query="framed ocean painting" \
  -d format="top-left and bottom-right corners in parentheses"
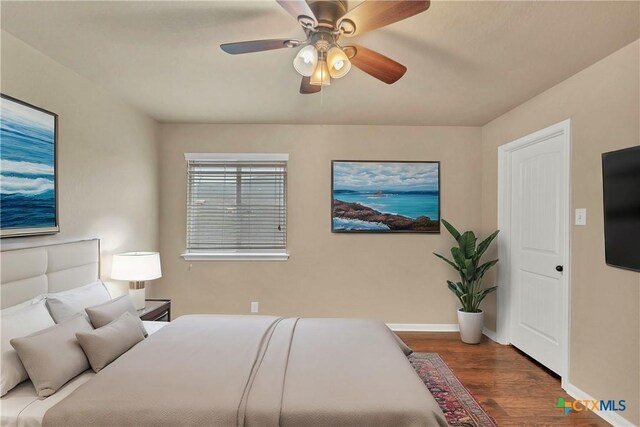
top-left (0, 94), bottom-right (58, 237)
top-left (332, 161), bottom-right (440, 233)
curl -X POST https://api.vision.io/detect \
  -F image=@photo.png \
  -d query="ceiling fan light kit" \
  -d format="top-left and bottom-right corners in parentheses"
top-left (220, 0), bottom-right (430, 94)
top-left (295, 38), bottom-right (352, 86)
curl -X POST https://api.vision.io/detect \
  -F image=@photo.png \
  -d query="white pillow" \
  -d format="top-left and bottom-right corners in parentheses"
top-left (46, 281), bottom-right (111, 323)
top-left (1, 296), bottom-right (56, 396)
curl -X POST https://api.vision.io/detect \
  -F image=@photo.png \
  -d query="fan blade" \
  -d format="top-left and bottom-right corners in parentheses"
top-left (220, 39), bottom-right (298, 55)
top-left (276, 0), bottom-right (317, 26)
top-left (338, 0), bottom-right (430, 37)
top-left (300, 76), bottom-right (321, 94)
top-left (347, 45), bottom-right (407, 84)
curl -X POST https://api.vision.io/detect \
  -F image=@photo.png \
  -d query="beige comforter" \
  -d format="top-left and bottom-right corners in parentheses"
top-left (43, 315), bottom-right (447, 427)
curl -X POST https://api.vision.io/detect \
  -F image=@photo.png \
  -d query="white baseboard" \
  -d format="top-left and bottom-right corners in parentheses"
top-left (482, 327), bottom-right (498, 342)
top-left (387, 323), bottom-right (498, 343)
top-left (386, 323), bottom-right (459, 332)
top-left (563, 381), bottom-right (637, 427)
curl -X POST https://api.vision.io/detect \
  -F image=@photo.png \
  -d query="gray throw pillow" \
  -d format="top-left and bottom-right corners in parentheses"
top-left (85, 295), bottom-right (148, 337)
top-left (76, 312), bottom-right (145, 373)
top-left (10, 315), bottom-right (93, 398)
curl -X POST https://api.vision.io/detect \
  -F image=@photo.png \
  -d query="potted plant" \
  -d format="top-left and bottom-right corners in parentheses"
top-left (434, 220), bottom-right (499, 344)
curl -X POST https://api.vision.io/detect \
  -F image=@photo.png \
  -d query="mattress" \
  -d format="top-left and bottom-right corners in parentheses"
top-left (141, 320), bottom-right (167, 335)
top-left (0, 321), bottom-right (167, 427)
top-left (43, 315), bottom-right (448, 427)
top-left (0, 372), bottom-right (93, 427)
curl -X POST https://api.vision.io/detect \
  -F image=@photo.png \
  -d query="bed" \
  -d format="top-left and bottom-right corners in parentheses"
top-left (1, 240), bottom-right (447, 427)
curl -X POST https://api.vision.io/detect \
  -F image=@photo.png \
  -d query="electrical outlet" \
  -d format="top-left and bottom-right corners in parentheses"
top-left (575, 208), bottom-right (587, 226)
top-left (251, 302), bottom-right (259, 313)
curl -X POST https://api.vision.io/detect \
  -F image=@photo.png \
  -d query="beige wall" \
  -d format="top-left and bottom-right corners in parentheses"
top-left (0, 31), bottom-right (160, 296)
top-left (155, 124), bottom-right (482, 324)
top-left (481, 40), bottom-right (640, 424)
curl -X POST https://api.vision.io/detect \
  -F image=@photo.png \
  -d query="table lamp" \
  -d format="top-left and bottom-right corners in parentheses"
top-left (111, 252), bottom-right (162, 310)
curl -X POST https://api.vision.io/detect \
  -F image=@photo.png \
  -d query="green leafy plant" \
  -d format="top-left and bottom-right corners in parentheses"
top-left (434, 219), bottom-right (499, 313)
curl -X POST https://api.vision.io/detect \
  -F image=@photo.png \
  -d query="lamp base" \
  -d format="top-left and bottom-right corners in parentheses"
top-left (129, 287), bottom-right (146, 310)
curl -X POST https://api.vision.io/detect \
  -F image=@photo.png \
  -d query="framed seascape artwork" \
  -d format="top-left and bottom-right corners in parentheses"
top-left (0, 94), bottom-right (59, 237)
top-left (332, 161), bottom-right (440, 233)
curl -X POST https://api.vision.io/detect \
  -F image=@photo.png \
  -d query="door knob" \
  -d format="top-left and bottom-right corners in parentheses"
top-left (555, 265), bottom-right (563, 272)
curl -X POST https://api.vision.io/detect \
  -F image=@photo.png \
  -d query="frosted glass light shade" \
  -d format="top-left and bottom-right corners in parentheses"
top-left (327, 47), bottom-right (351, 78)
top-left (310, 59), bottom-right (331, 86)
top-left (293, 45), bottom-right (318, 77)
top-left (111, 252), bottom-right (162, 281)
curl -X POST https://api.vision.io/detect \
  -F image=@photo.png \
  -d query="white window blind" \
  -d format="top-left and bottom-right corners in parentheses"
top-left (184, 154), bottom-right (288, 260)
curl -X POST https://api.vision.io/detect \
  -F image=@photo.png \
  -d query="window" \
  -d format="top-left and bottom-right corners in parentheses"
top-left (182, 153), bottom-right (288, 261)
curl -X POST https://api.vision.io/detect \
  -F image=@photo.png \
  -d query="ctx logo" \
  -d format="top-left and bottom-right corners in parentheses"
top-left (554, 397), bottom-right (626, 415)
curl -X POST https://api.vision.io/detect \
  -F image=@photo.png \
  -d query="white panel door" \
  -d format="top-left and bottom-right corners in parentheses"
top-left (510, 133), bottom-right (567, 375)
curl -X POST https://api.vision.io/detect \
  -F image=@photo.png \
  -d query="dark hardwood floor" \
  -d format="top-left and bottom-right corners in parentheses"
top-left (397, 332), bottom-right (610, 427)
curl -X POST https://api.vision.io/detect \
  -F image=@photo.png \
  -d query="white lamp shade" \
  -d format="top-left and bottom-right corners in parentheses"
top-left (327, 47), bottom-right (351, 78)
top-left (293, 45), bottom-right (318, 77)
top-left (111, 252), bottom-right (162, 281)
top-left (309, 59), bottom-right (331, 86)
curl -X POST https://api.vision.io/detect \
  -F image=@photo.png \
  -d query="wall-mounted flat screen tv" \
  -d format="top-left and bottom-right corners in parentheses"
top-left (602, 146), bottom-right (640, 272)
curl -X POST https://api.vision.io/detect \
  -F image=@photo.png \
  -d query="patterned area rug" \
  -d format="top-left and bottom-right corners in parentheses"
top-left (410, 352), bottom-right (498, 427)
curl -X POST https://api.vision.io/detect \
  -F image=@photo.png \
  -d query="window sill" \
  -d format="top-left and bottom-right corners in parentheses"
top-left (181, 252), bottom-right (289, 261)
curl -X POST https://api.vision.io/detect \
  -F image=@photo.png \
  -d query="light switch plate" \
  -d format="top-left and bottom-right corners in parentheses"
top-left (575, 208), bottom-right (587, 226)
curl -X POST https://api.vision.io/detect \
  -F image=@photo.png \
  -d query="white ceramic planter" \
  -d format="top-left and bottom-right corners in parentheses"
top-left (457, 309), bottom-right (484, 344)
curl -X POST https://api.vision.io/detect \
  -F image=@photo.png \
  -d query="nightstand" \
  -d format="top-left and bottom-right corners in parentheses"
top-left (138, 299), bottom-right (171, 322)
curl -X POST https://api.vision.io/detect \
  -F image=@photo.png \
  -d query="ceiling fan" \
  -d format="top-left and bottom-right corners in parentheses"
top-left (220, 0), bottom-right (430, 94)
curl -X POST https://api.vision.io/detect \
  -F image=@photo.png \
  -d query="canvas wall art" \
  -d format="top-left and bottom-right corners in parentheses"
top-left (332, 161), bottom-right (440, 233)
top-left (0, 94), bottom-right (58, 237)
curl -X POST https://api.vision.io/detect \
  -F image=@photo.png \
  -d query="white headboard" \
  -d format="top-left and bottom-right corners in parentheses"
top-left (0, 239), bottom-right (100, 309)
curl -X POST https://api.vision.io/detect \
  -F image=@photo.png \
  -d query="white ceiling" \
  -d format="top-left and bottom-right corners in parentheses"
top-left (1, 1), bottom-right (638, 126)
